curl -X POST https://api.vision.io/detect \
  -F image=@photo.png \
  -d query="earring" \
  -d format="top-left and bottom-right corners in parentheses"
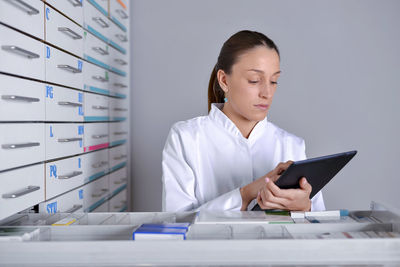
top-left (224, 97), bottom-right (228, 103)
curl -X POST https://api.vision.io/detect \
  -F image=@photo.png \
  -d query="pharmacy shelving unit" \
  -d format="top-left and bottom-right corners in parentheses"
top-left (0, 0), bottom-right (130, 220)
top-left (0, 201), bottom-right (399, 266)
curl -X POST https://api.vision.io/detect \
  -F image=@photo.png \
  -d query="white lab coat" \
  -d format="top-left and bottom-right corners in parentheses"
top-left (162, 103), bottom-right (325, 212)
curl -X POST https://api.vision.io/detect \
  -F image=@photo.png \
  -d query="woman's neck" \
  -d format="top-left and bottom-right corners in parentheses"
top-left (222, 103), bottom-right (258, 139)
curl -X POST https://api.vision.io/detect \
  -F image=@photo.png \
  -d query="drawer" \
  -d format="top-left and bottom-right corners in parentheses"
top-left (83, 122), bottom-right (109, 152)
top-left (45, 45), bottom-right (84, 89)
top-left (45, 123), bottom-right (84, 160)
top-left (0, 24), bottom-right (45, 80)
top-left (109, 122), bottom-right (128, 147)
top-left (84, 92), bottom-right (110, 121)
top-left (109, 188), bottom-right (127, 212)
top-left (45, 85), bottom-right (84, 122)
top-left (108, 71), bottom-right (128, 98)
top-left (110, 0), bottom-right (128, 31)
top-left (83, 62), bottom-right (110, 96)
top-left (109, 144), bottom-right (127, 172)
top-left (83, 175), bottom-right (109, 212)
top-left (110, 98), bottom-right (128, 122)
top-left (46, 0), bottom-right (84, 26)
top-left (0, 123), bottom-right (45, 171)
top-left (0, 0), bottom-right (44, 40)
top-left (0, 74), bottom-right (45, 121)
top-left (82, 149), bottom-right (109, 183)
top-left (109, 45), bottom-right (127, 76)
top-left (109, 166), bottom-right (127, 196)
top-left (84, 0), bottom-right (110, 45)
top-left (39, 186), bottom-right (84, 214)
top-left (0, 164), bottom-right (45, 220)
top-left (45, 155), bottom-right (84, 200)
top-left (45, 4), bottom-right (84, 57)
top-left (108, 19), bottom-right (127, 55)
top-left (92, 200), bottom-right (108, 212)
top-left (83, 29), bottom-right (110, 70)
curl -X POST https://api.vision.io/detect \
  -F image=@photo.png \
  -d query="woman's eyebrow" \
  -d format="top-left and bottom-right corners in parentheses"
top-left (246, 69), bottom-right (281, 75)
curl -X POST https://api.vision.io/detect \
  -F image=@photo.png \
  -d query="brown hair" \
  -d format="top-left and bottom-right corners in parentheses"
top-left (207, 30), bottom-right (280, 112)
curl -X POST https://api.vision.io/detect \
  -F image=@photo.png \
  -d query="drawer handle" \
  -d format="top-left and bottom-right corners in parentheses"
top-left (113, 83), bottom-right (127, 88)
top-left (113, 131), bottom-right (127, 135)
top-left (116, 9), bottom-right (128, 19)
top-left (1, 45), bottom-right (40, 59)
top-left (65, 204), bottom-right (83, 213)
top-left (58, 101), bottom-right (82, 107)
top-left (91, 188), bottom-right (108, 198)
top-left (92, 105), bottom-right (109, 110)
top-left (58, 27), bottom-right (82, 40)
top-left (2, 185), bottom-right (40, 199)
top-left (113, 178), bottom-right (127, 185)
top-left (92, 75), bottom-right (108, 82)
top-left (1, 142), bottom-right (40, 149)
top-left (92, 161), bottom-right (108, 168)
top-left (92, 134), bottom-right (108, 139)
top-left (114, 59), bottom-right (127, 65)
top-left (113, 108), bottom-right (127, 112)
top-left (92, 17), bottom-right (109, 28)
top-left (7, 0), bottom-right (40, 15)
top-left (57, 137), bottom-right (83, 143)
top-left (115, 34), bottom-right (127, 42)
top-left (92, 47), bottom-right (109, 55)
top-left (57, 64), bottom-right (82, 73)
top-left (113, 154), bottom-right (127, 160)
top-left (68, 0), bottom-right (82, 7)
top-left (1, 95), bottom-right (40, 102)
top-left (58, 171), bottom-right (83, 180)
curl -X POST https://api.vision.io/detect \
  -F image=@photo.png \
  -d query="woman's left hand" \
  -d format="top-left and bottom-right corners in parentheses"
top-left (256, 177), bottom-right (312, 211)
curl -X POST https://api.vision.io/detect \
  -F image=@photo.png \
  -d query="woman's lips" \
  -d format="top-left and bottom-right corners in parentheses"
top-left (254, 104), bottom-right (269, 110)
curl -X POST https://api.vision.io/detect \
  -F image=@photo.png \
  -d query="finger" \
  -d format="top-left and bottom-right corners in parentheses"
top-left (261, 186), bottom-right (290, 208)
top-left (258, 198), bottom-right (286, 210)
top-left (276, 161), bottom-right (294, 174)
top-left (266, 180), bottom-right (292, 199)
top-left (299, 177), bottom-right (312, 194)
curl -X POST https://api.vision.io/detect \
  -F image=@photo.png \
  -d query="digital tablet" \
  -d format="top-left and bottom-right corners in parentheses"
top-left (252, 150), bottom-right (357, 211)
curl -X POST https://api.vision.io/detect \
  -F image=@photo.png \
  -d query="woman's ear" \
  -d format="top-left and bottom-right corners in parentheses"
top-left (217, 69), bottom-right (229, 93)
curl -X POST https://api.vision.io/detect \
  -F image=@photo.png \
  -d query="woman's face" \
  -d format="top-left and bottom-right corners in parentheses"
top-left (219, 46), bottom-right (280, 123)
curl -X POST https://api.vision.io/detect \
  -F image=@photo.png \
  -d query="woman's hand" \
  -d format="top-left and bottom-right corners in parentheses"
top-left (240, 161), bottom-right (293, 210)
top-left (256, 177), bottom-right (312, 211)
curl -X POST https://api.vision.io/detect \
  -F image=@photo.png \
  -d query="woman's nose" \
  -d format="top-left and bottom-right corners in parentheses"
top-left (259, 82), bottom-right (274, 99)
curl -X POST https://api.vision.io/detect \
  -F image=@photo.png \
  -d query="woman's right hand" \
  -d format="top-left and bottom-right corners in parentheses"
top-left (240, 160), bottom-right (293, 210)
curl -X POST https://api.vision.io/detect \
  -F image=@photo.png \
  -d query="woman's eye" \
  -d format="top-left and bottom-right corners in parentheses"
top-left (248, 80), bottom-right (259, 84)
top-left (271, 81), bottom-right (278, 85)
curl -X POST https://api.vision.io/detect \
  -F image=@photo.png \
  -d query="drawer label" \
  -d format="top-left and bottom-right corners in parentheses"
top-left (46, 85), bottom-right (54, 99)
top-left (49, 126), bottom-right (54, 137)
top-left (46, 46), bottom-right (51, 59)
top-left (46, 7), bottom-right (50, 21)
top-left (78, 158), bottom-right (82, 169)
top-left (47, 201), bottom-right (57, 214)
top-left (50, 164), bottom-right (57, 178)
top-left (79, 189), bottom-right (84, 200)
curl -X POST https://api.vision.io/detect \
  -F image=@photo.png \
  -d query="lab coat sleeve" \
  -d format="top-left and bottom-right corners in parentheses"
top-left (162, 126), bottom-right (243, 212)
top-left (286, 137), bottom-right (326, 212)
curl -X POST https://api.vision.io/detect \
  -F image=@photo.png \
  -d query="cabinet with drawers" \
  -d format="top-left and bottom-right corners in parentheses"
top-left (0, 0), bottom-right (130, 220)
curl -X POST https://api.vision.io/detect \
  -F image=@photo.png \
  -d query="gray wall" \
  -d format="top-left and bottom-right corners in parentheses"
top-left (129, 0), bottom-right (400, 211)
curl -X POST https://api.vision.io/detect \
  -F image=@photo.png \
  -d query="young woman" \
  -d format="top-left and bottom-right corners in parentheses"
top-left (162, 30), bottom-right (325, 212)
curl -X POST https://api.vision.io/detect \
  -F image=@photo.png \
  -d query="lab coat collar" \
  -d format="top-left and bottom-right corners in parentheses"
top-left (209, 103), bottom-right (268, 141)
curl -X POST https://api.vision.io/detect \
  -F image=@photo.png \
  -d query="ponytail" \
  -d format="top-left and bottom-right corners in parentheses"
top-left (207, 64), bottom-right (225, 112)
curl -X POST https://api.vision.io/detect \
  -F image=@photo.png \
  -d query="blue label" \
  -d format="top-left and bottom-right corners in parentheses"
top-left (49, 125), bottom-right (54, 137)
top-left (78, 92), bottom-right (83, 103)
top-left (46, 85), bottom-right (53, 99)
top-left (49, 165), bottom-right (57, 178)
top-left (78, 60), bottom-right (83, 71)
top-left (79, 139), bottom-right (83, 148)
top-left (78, 106), bottom-right (83, 116)
top-left (46, 46), bottom-right (51, 58)
top-left (79, 189), bottom-right (84, 200)
top-left (46, 202), bottom-right (57, 214)
top-left (78, 125), bottom-right (84, 135)
top-left (46, 7), bottom-right (50, 20)
top-left (78, 158), bottom-right (82, 169)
